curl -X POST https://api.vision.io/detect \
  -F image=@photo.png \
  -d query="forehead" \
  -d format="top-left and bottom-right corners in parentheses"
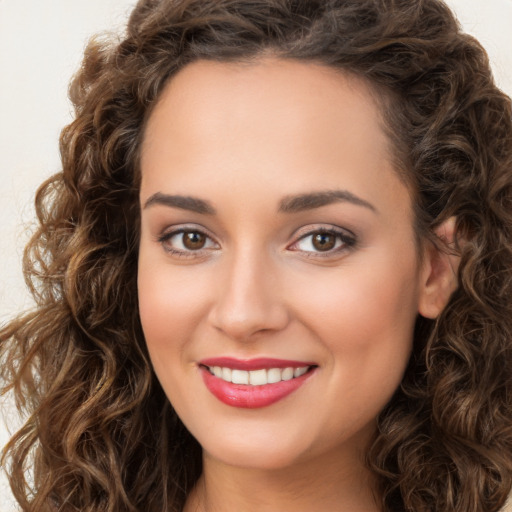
top-left (141, 57), bottom-right (392, 170)
top-left (140, 58), bottom-right (411, 226)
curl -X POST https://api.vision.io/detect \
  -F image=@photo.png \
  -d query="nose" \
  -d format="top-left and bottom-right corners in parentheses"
top-left (207, 250), bottom-right (290, 342)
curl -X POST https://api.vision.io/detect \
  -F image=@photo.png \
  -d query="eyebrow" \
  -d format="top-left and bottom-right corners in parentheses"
top-left (279, 190), bottom-right (377, 214)
top-left (143, 193), bottom-right (216, 215)
top-left (142, 189), bottom-right (376, 216)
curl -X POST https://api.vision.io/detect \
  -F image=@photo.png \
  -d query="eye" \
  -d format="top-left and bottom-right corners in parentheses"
top-left (289, 228), bottom-right (356, 256)
top-left (158, 228), bottom-right (218, 256)
top-left (180, 231), bottom-right (208, 250)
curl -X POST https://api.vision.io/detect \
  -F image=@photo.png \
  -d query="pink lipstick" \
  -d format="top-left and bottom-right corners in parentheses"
top-left (199, 357), bottom-right (316, 408)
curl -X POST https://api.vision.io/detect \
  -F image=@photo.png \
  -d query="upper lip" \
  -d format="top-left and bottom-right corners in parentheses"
top-left (199, 357), bottom-right (316, 371)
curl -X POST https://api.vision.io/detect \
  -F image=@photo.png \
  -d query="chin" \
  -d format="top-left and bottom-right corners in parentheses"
top-left (205, 443), bottom-right (308, 471)
top-left (196, 424), bottom-right (315, 471)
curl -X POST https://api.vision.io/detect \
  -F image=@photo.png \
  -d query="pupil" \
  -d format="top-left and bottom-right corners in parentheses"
top-left (183, 231), bottom-right (205, 250)
top-left (313, 233), bottom-right (335, 251)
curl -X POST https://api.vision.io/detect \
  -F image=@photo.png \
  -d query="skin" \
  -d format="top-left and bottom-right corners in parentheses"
top-left (137, 58), bottom-right (454, 512)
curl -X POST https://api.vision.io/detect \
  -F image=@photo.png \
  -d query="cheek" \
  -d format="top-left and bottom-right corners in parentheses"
top-left (308, 280), bottom-right (414, 333)
top-left (298, 257), bottom-right (419, 433)
top-left (292, 250), bottom-right (420, 373)
top-left (137, 252), bottom-right (211, 370)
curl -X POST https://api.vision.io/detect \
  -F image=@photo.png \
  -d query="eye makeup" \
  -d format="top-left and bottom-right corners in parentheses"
top-left (156, 222), bottom-right (358, 261)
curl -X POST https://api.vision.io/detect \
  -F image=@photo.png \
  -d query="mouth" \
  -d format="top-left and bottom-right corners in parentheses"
top-left (198, 358), bottom-right (317, 408)
top-left (203, 364), bottom-right (312, 385)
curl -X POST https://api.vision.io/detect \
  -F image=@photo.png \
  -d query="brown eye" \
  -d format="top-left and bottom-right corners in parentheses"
top-left (312, 232), bottom-right (336, 251)
top-left (291, 227), bottom-right (356, 256)
top-left (182, 231), bottom-right (206, 250)
top-left (159, 228), bottom-right (217, 255)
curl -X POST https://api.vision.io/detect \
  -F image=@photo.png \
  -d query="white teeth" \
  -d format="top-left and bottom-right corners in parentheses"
top-left (294, 366), bottom-right (308, 378)
top-left (208, 365), bottom-right (311, 385)
top-left (281, 367), bottom-right (294, 381)
top-left (249, 369), bottom-right (267, 385)
top-left (267, 368), bottom-right (282, 384)
top-left (231, 369), bottom-right (249, 384)
top-left (221, 367), bottom-right (232, 382)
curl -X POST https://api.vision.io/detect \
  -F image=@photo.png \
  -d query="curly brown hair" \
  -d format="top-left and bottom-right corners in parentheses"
top-left (2, 0), bottom-right (512, 511)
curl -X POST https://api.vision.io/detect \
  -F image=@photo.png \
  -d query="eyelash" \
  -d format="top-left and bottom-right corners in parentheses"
top-left (157, 226), bottom-right (218, 258)
top-left (288, 227), bottom-right (357, 258)
top-left (157, 225), bottom-right (357, 259)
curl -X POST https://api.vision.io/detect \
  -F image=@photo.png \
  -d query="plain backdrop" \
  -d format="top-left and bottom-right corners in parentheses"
top-left (1, 1), bottom-right (511, 510)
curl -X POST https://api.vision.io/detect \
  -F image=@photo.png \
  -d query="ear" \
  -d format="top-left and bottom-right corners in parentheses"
top-left (418, 217), bottom-right (460, 319)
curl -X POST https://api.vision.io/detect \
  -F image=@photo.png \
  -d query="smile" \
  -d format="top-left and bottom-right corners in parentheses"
top-left (199, 358), bottom-right (317, 408)
top-left (206, 365), bottom-right (310, 385)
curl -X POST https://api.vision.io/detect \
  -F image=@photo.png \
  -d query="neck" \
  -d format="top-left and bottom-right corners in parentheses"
top-left (184, 447), bottom-right (380, 512)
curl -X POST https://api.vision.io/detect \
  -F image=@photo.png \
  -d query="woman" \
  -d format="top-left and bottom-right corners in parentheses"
top-left (1, 0), bottom-right (512, 511)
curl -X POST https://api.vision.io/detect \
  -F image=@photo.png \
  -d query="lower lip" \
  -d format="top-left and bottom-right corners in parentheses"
top-left (200, 367), bottom-right (314, 408)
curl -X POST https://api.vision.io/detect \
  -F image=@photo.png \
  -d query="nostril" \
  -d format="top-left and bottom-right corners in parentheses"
top-left (208, 300), bottom-right (289, 341)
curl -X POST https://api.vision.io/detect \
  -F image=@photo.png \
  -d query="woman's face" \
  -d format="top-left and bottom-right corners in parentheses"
top-left (138, 58), bottom-right (430, 471)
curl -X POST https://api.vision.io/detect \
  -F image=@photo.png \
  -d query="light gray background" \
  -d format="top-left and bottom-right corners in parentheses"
top-left (1, 1), bottom-right (511, 510)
